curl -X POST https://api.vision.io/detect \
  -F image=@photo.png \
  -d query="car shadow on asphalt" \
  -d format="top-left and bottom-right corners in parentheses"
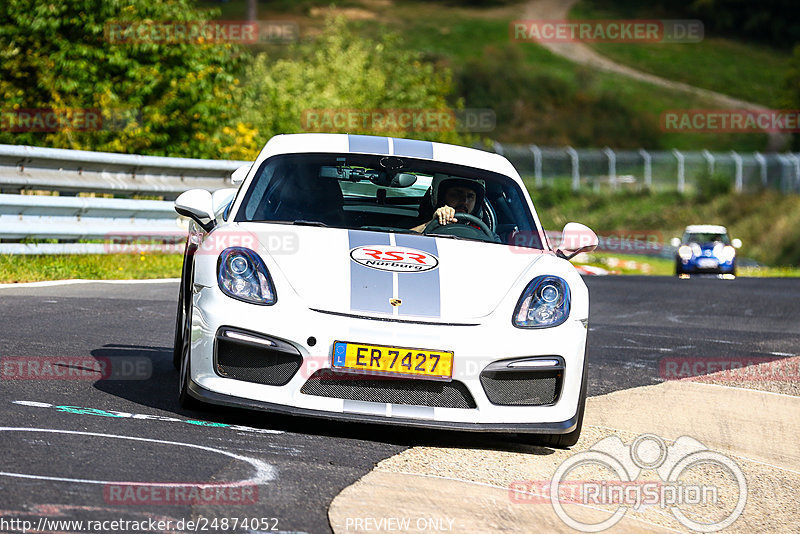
top-left (90, 343), bottom-right (557, 456)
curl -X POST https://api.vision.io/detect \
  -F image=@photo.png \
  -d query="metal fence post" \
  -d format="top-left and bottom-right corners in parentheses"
top-left (603, 147), bottom-right (617, 190)
top-left (754, 152), bottom-right (767, 187)
top-left (702, 149), bottom-right (715, 177)
top-left (730, 151), bottom-right (743, 192)
top-left (672, 149), bottom-right (685, 193)
top-left (566, 147), bottom-right (579, 192)
top-left (638, 149), bottom-right (652, 189)
top-left (529, 145), bottom-right (542, 188)
top-left (787, 154), bottom-right (800, 193)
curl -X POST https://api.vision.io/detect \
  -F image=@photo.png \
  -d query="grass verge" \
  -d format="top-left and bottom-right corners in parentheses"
top-left (574, 252), bottom-right (673, 275)
top-left (574, 253), bottom-right (800, 277)
top-left (0, 248), bottom-right (795, 283)
top-left (570, 0), bottom-right (791, 109)
top-left (531, 186), bottom-right (800, 269)
top-left (0, 254), bottom-right (183, 283)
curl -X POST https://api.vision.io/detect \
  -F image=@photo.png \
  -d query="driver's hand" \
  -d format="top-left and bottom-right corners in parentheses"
top-left (433, 205), bottom-right (458, 225)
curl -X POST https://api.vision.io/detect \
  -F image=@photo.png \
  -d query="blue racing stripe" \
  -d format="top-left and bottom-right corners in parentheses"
top-left (348, 135), bottom-right (390, 154)
top-left (392, 138), bottom-right (434, 159)
top-left (395, 234), bottom-right (441, 318)
top-left (349, 230), bottom-right (394, 315)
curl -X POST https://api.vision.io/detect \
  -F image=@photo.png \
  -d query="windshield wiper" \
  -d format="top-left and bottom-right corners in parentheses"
top-left (425, 233), bottom-right (467, 241)
top-left (291, 220), bottom-right (329, 227)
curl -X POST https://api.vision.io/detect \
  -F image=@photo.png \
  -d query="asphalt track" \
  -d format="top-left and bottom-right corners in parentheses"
top-left (0, 276), bottom-right (798, 533)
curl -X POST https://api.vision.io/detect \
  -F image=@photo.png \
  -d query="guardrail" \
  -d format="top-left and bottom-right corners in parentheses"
top-left (0, 193), bottom-right (187, 254)
top-left (0, 143), bottom-right (248, 198)
top-left (0, 144), bottom-right (250, 254)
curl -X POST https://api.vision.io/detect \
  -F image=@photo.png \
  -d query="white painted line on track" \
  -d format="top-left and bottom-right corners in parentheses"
top-left (0, 278), bottom-right (180, 289)
top-left (0, 427), bottom-right (275, 485)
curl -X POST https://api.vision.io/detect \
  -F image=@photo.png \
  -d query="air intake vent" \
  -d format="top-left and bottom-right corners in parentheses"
top-left (214, 328), bottom-right (302, 386)
top-left (301, 370), bottom-right (476, 409)
top-left (480, 357), bottom-right (563, 406)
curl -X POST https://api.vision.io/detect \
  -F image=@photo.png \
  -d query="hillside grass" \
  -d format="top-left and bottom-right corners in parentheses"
top-left (197, 0), bottom-right (772, 152)
top-left (365, 2), bottom-right (768, 151)
top-left (570, 0), bottom-right (792, 109)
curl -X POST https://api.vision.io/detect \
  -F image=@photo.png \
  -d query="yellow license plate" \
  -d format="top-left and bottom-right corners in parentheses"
top-left (331, 341), bottom-right (453, 380)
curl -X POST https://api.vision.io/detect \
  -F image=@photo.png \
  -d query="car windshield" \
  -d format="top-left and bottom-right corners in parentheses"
top-left (684, 232), bottom-right (730, 244)
top-left (235, 152), bottom-right (543, 249)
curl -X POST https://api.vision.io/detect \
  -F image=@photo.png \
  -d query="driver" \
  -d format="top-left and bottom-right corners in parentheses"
top-left (412, 175), bottom-right (485, 233)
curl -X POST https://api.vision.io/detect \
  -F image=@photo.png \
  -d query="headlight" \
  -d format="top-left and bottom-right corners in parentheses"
top-left (678, 245), bottom-right (693, 260)
top-left (513, 276), bottom-right (571, 328)
top-left (719, 245), bottom-right (736, 262)
top-left (217, 247), bottom-right (276, 305)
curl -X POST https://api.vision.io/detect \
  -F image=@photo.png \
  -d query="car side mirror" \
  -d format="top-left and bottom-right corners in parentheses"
top-left (175, 189), bottom-right (215, 231)
top-left (230, 164), bottom-right (251, 185)
top-left (556, 222), bottom-right (598, 260)
top-left (732, 238), bottom-right (742, 249)
top-left (390, 173), bottom-right (417, 187)
top-left (670, 237), bottom-right (681, 248)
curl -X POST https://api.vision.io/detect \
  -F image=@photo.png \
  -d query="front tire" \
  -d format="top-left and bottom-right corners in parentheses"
top-left (177, 300), bottom-right (201, 410)
top-left (172, 292), bottom-right (184, 370)
top-left (176, 265), bottom-right (201, 410)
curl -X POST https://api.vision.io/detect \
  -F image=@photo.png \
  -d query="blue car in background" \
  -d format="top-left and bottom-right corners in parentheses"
top-left (671, 225), bottom-right (742, 277)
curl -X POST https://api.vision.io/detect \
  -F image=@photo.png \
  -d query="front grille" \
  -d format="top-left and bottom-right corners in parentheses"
top-left (301, 370), bottom-right (477, 409)
top-left (215, 329), bottom-right (302, 386)
top-left (480, 372), bottom-right (560, 406)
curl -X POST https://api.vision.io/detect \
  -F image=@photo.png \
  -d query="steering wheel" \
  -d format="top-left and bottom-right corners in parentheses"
top-left (423, 212), bottom-right (495, 240)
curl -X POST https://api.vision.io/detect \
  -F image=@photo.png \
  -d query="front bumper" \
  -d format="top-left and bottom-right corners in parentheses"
top-left (187, 378), bottom-right (580, 433)
top-left (679, 256), bottom-right (735, 274)
top-left (186, 285), bottom-right (588, 434)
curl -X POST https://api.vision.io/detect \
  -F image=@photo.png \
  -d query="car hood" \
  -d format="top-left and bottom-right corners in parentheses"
top-left (242, 224), bottom-right (547, 323)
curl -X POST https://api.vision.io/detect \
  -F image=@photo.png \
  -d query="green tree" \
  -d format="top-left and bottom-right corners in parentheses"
top-left (0, 0), bottom-right (245, 157)
top-left (784, 43), bottom-right (800, 150)
top-left (232, 16), bottom-right (469, 157)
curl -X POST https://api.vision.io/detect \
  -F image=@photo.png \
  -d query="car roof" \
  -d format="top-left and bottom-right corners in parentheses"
top-left (684, 224), bottom-right (728, 234)
top-left (251, 133), bottom-right (522, 184)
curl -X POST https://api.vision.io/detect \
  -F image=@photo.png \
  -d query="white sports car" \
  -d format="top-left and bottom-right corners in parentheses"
top-left (173, 134), bottom-right (597, 447)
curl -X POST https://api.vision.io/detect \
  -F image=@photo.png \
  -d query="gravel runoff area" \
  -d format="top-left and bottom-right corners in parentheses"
top-left (331, 358), bottom-right (800, 533)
